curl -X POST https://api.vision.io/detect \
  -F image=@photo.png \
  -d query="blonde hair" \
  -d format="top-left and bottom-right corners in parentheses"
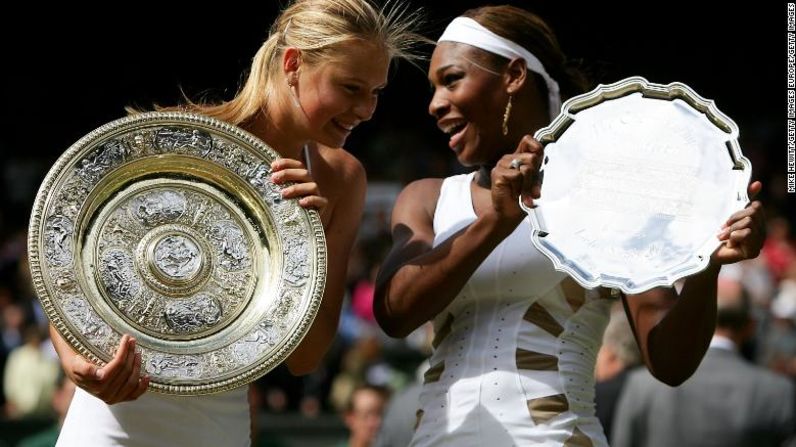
top-left (154, 0), bottom-right (425, 125)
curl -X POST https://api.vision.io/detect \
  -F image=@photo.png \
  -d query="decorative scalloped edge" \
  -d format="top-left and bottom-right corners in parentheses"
top-left (28, 111), bottom-right (327, 395)
top-left (524, 77), bottom-right (752, 294)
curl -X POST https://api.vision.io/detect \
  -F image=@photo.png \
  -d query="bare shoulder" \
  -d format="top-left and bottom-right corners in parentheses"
top-left (315, 145), bottom-right (365, 190)
top-left (393, 177), bottom-right (444, 223)
top-left (399, 178), bottom-right (444, 199)
top-left (313, 145), bottom-right (366, 227)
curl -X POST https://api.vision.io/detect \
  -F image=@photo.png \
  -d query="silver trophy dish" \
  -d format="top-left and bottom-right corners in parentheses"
top-left (28, 112), bottom-right (327, 395)
top-left (522, 77), bottom-right (751, 294)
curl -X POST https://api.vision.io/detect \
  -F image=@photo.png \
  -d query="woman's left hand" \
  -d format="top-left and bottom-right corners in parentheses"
top-left (711, 181), bottom-right (765, 265)
top-left (270, 158), bottom-right (328, 211)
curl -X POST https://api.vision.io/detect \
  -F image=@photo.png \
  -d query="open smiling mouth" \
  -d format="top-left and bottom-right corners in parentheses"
top-left (443, 122), bottom-right (467, 150)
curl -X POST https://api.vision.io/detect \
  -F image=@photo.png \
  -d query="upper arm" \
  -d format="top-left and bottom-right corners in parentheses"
top-left (375, 178), bottom-right (442, 288)
top-left (324, 158), bottom-right (367, 293)
top-left (621, 288), bottom-right (676, 346)
top-left (284, 155), bottom-right (365, 375)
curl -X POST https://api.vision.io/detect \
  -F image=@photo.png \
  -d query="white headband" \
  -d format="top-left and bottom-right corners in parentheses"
top-left (438, 17), bottom-right (561, 121)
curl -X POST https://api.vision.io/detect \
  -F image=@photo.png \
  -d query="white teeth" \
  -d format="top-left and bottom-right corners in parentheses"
top-left (334, 120), bottom-right (355, 131)
top-left (443, 122), bottom-right (466, 135)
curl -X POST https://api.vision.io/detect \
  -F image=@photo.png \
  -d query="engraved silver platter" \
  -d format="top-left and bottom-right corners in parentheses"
top-left (522, 77), bottom-right (751, 294)
top-left (28, 112), bottom-right (327, 395)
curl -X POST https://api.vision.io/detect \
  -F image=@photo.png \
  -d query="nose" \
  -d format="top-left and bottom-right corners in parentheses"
top-left (353, 95), bottom-right (378, 122)
top-left (428, 89), bottom-right (449, 119)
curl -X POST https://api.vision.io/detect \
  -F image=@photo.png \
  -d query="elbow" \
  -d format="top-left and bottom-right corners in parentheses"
top-left (373, 292), bottom-right (416, 339)
top-left (374, 307), bottom-right (412, 338)
top-left (285, 357), bottom-right (321, 376)
top-left (647, 361), bottom-right (698, 387)
top-left (651, 371), bottom-right (692, 387)
top-left (377, 317), bottom-right (414, 339)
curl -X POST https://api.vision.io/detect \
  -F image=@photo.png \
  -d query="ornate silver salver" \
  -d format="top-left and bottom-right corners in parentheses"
top-left (29, 112), bottom-right (327, 395)
top-left (522, 77), bottom-right (751, 294)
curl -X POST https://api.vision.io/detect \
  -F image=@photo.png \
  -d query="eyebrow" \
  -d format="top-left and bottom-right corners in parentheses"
top-left (428, 64), bottom-right (457, 85)
top-left (342, 76), bottom-right (388, 91)
top-left (433, 64), bottom-right (455, 77)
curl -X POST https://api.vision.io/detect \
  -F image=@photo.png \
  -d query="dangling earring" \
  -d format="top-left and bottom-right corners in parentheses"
top-left (502, 95), bottom-right (513, 136)
top-left (287, 76), bottom-right (301, 108)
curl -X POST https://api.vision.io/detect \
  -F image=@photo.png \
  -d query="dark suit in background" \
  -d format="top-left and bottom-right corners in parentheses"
top-left (612, 279), bottom-right (796, 447)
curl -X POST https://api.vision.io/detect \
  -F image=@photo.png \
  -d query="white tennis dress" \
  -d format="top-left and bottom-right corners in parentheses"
top-left (57, 386), bottom-right (250, 446)
top-left (411, 173), bottom-right (613, 446)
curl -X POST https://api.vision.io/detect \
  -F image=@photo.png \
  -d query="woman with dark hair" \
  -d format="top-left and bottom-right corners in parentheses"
top-left (374, 5), bottom-right (765, 445)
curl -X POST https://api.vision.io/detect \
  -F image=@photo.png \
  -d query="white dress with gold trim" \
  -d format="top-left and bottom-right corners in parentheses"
top-left (410, 172), bottom-right (613, 447)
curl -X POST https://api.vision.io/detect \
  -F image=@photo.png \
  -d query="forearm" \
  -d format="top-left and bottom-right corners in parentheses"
top-left (376, 214), bottom-right (516, 337)
top-left (49, 324), bottom-right (77, 367)
top-left (285, 286), bottom-right (343, 375)
top-left (629, 263), bottom-right (720, 385)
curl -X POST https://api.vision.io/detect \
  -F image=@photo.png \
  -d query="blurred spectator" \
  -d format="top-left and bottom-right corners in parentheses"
top-left (594, 306), bottom-right (641, 443)
top-left (351, 264), bottom-right (379, 324)
top-left (16, 374), bottom-right (75, 447)
top-left (330, 332), bottom-right (384, 413)
top-left (1, 290), bottom-right (25, 355)
top-left (762, 217), bottom-right (796, 282)
top-left (350, 234), bottom-right (392, 325)
top-left (339, 384), bottom-right (390, 447)
top-left (762, 264), bottom-right (796, 377)
top-left (611, 280), bottom-right (795, 447)
top-left (3, 325), bottom-right (60, 419)
top-left (374, 360), bottom-right (429, 447)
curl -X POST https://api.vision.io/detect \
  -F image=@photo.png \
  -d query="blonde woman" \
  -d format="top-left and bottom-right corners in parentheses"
top-left (49, 1), bottom-right (424, 445)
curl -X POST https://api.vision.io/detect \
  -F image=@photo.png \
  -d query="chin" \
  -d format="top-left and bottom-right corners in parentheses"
top-left (457, 156), bottom-right (479, 168)
top-left (317, 132), bottom-right (347, 149)
top-left (455, 146), bottom-right (482, 168)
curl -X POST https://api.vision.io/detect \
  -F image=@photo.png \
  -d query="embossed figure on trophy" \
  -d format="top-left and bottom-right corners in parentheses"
top-left (154, 235), bottom-right (202, 279)
top-left (264, 177), bottom-right (284, 205)
top-left (148, 354), bottom-right (202, 379)
top-left (132, 190), bottom-right (187, 226)
top-left (283, 237), bottom-right (310, 285)
top-left (102, 218), bottom-right (137, 248)
top-left (100, 250), bottom-right (141, 302)
top-left (62, 298), bottom-right (112, 346)
top-left (44, 215), bottom-right (74, 266)
top-left (164, 294), bottom-right (223, 333)
top-left (248, 320), bottom-right (278, 346)
top-left (55, 179), bottom-right (86, 219)
top-left (190, 198), bottom-right (212, 227)
top-left (232, 320), bottom-right (279, 365)
top-left (231, 149), bottom-right (260, 178)
top-left (155, 127), bottom-right (214, 157)
top-left (76, 140), bottom-right (128, 183)
top-left (249, 168), bottom-right (284, 205)
top-left (208, 221), bottom-right (250, 270)
top-left (249, 164), bottom-right (287, 206)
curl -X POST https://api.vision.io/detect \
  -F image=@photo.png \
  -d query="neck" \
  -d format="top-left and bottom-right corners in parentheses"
top-left (348, 437), bottom-right (369, 447)
top-left (244, 97), bottom-right (307, 160)
top-left (712, 331), bottom-right (741, 350)
top-left (475, 165), bottom-right (493, 189)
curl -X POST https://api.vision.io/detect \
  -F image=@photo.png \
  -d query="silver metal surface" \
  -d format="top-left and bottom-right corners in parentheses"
top-left (28, 112), bottom-right (327, 394)
top-left (523, 77), bottom-right (751, 294)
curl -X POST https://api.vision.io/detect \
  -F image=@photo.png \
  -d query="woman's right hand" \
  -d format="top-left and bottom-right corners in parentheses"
top-left (489, 135), bottom-right (544, 225)
top-left (61, 334), bottom-right (149, 404)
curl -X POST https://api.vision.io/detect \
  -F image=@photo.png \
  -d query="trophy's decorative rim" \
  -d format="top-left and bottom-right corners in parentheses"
top-left (28, 111), bottom-right (327, 395)
top-left (525, 76), bottom-right (752, 294)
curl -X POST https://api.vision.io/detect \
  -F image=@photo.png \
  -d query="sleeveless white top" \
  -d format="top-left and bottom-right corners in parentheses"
top-left (411, 173), bottom-right (612, 447)
top-left (57, 386), bottom-right (250, 446)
